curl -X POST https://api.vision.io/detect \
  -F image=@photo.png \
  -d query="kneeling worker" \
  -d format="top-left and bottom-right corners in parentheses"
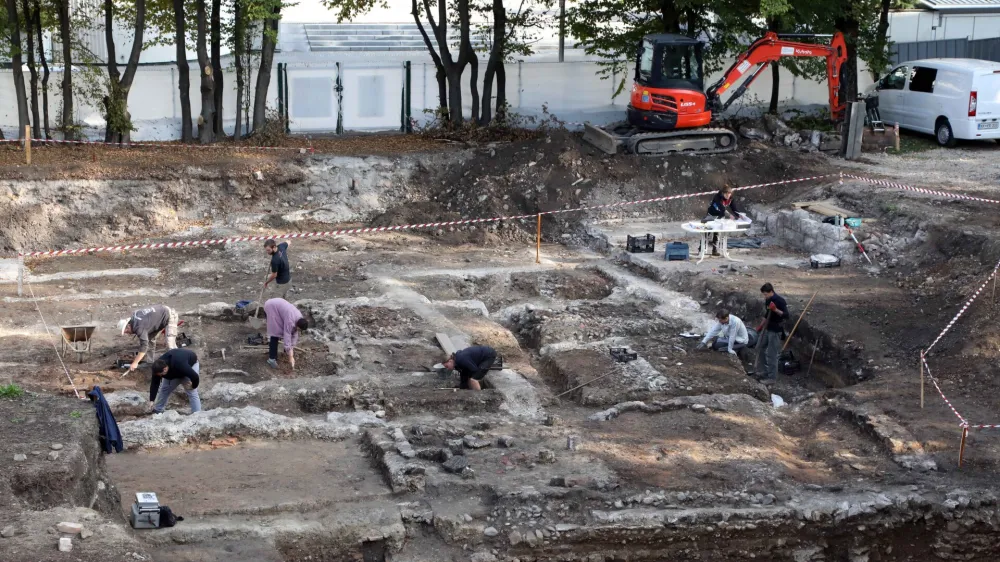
top-left (149, 348), bottom-right (201, 414)
top-left (263, 298), bottom-right (309, 369)
top-left (697, 309), bottom-right (756, 357)
top-left (444, 345), bottom-right (497, 391)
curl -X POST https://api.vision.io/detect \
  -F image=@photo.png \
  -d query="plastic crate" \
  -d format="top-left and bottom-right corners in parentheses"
top-left (610, 347), bottom-right (638, 363)
top-left (665, 241), bottom-right (689, 261)
top-left (626, 234), bottom-right (656, 253)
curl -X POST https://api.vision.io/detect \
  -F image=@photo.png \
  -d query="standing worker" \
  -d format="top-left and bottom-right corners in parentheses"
top-left (118, 304), bottom-right (179, 373)
top-left (263, 298), bottom-right (308, 369)
top-left (697, 309), bottom-right (756, 358)
top-left (263, 239), bottom-right (292, 298)
top-left (149, 348), bottom-right (201, 414)
top-left (755, 283), bottom-right (788, 383)
top-left (702, 185), bottom-right (744, 256)
top-left (443, 345), bottom-right (498, 391)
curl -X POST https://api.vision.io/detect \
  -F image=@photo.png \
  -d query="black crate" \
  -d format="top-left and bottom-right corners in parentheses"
top-left (626, 234), bottom-right (656, 253)
top-left (610, 347), bottom-right (638, 363)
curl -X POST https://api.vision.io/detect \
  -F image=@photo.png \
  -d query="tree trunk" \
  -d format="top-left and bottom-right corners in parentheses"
top-left (5, 0), bottom-right (30, 137)
top-left (465, 39), bottom-right (479, 125)
top-left (20, 0), bottom-right (40, 138)
top-left (659, 0), bottom-right (681, 33)
top-left (496, 62), bottom-right (506, 122)
top-left (211, 0), bottom-right (223, 136)
top-left (104, 0), bottom-right (120, 142)
top-left (479, 0), bottom-right (505, 126)
top-left (767, 18), bottom-right (779, 115)
top-left (196, 0), bottom-right (215, 143)
top-left (872, 0), bottom-right (892, 79)
top-left (118, 0), bottom-right (145, 144)
top-left (234, 0), bottom-right (244, 140)
top-left (57, 0), bottom-right (74, 139)
top-left (835, 15), bottom-right (860, 104)
top-left (173, 0), bottom-right (193, 141)
top-left (252, 4), bottom-right (279, 132)
top-left (33, 0), bottom-right (50, 138)
top-left (412, 0), bottom-right (448, 117)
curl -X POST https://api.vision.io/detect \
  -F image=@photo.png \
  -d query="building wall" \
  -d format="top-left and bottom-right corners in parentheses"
top-left (888, 10), bottom-right (1000, 43)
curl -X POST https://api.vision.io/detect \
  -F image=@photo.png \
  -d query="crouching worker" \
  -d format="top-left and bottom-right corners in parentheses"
top-left (149, 348), bottom-right (201, 414)
top-left (118, 304), bottom-right (179, 373)
top-left (444, 345), bottom-right (497, 391)
top-left (697, 309), bottom-right (756, 358)
top-left (263, 298), bottom-right (309, 369)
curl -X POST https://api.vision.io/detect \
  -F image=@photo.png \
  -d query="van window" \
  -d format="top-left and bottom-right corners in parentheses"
top-left (909, 67), bottom-right (937, 93)
top-left (881, 66), bottom-right (908, 90)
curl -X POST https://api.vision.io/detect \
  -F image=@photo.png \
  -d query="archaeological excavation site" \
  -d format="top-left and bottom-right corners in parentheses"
top-left (3, 130), bottom-right (1000, 562)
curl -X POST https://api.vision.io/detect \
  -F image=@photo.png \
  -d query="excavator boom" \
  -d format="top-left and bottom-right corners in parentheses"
top-left (707, 32), bottom-right (848, 120)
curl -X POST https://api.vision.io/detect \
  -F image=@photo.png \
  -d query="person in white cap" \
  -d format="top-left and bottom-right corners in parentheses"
top-left (118, 304), bottom-right (178, 373)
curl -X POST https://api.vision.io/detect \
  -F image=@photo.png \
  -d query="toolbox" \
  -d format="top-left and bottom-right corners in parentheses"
top-left (610, 347), bottom-right (638, 363)
top-left (665, 242), bottom-right (689, 261)
top-left (810, 254), bottom-right (841, 269)
top-left (626, 234), bottom-right (656, 253)
top-left (130, 492), bottom-right (161, 529)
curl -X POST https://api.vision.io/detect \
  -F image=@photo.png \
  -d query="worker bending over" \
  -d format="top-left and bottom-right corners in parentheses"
top-left (702, 185), bottom-right (744, 256)
top-left (263, 298), bottom-right (308, 369)
top-left (119, 304), bottom-right (179, 373)
top-left (149, 348), bottom-right (201, 414)
top-left (444, 345), bottom-right (497, 391)
top-left (697, 309), bottom-right (755, 357)
top-left (755, 283), bottom-right (788, 383)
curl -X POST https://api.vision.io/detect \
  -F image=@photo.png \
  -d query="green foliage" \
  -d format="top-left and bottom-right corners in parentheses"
top-left (0, 384), bottom-right (25, 399)
top-left (416, 101), bottom-right (564, 142)
top-left (247, 106), bottom-right (288, 145)
top-left (104, 80), bottom-right (136, 136)
top-left (783, 107), bottom-right (835, 131)
top-left (69, 410), bottom-right (83, 419)
top-left (469, 0), bottom-right (554, 63)
top-left (320, 0), bottom-right (386, 23)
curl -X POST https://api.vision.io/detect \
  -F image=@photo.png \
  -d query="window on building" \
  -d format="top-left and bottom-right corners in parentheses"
top-left (909, 66), bottom-right (937, 93)
top-left (358, 75), bottom-right (386, 118)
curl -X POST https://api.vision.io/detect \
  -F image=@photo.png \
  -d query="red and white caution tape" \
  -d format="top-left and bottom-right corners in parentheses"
top-left (924, 258), bottom-right (1000, 354)
top-left (844, 174), bottom-right (1000, 205)
top-left (920, 354), bottom-right (967, 427)
top-left (16, 174), bottom-right (831, 259)
top-left (0, 137), bottom-right (311, 152)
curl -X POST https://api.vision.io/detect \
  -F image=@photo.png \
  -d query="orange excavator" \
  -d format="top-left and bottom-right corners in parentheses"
top-left (583, 31), bottom-right (848, 156)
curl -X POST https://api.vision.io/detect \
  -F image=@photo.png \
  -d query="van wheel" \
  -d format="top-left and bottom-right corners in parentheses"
top-left (935, 119), bottom-right (958, 148)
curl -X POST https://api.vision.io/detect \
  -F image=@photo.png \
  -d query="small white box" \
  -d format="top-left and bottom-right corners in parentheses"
top-left (135, 492), bottom-right (159, 510)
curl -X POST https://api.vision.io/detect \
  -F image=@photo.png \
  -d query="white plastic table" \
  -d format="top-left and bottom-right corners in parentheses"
top-left (681, 217), bottom-right (753, 264)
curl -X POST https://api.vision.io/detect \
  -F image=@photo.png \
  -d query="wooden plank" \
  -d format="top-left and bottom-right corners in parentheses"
top-left (435, 333), bottom-right (458, 355)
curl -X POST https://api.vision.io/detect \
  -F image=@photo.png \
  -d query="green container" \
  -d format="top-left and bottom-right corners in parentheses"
top-left (845, 217), bottom-right (862, 228)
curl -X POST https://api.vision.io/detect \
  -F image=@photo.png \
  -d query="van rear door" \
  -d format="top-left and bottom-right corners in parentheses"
top-left (969, 71), bottom-right (1000, 138)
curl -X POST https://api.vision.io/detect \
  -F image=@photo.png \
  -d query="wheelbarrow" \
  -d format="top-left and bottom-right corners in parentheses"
top-left (60, 325), bottom-right (97, 364)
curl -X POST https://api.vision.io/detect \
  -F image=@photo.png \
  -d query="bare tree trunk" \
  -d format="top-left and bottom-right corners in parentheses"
top-left (233, 0), bottom-right (244, 140)
top-left (196, 0), bottom-right (215, 143)
top-left (463, 26), bottom-right (479, 124)
top-left (496, 62), bottom-right (506, 122)
top-left (118, 0), bottom-right (145, 143)
top-left (872, 0), bottom-right (892, 79)
top-left (835, 14), bottom-right (860, 104)
top-left (173, 0), bottom-right (193, 141)
top-left (659, 0), bottom-right (681, 33)
top-left (479, 0), bottom-right (505, 126)
top-left (252, 4), bottom-right (280, 132)
top-left (211, 0), bottom-right (223, 136)
top-left (20, 0), bottom-right (40, 138)
top-left (33, 0), bottom-right (50, 138)
top-left (411, 0), bottom-right (447, 115)
top-left (5, 0), bottom-right (30, 137)
top-left (104, 0), bottom-right (120, 142)
top-left (56, 0), bottom-right (74, 139)
top-left (767, 18), bottom-right (779, 115)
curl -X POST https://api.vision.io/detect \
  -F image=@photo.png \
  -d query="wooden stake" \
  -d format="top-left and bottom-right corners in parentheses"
top-left (959, 426), bottom-right (968, 468)
top-left (535, 213), bottom-right (542, 264)
top-left (555, 369), bottom-right (619, 398)
top-left (993, 273), bottom-right (996, 308)
top-left (781, 291), bottom-right (818, 353)
top-left (805, 337), bottom-right (820, 378)
top-left (25, 125), bottom-right (31, 165)
top-left (919, 352), bottom-right (925, 409)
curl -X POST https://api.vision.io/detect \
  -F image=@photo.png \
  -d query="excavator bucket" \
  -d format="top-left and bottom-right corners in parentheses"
top-left (583, 123), bottom-right (622, 155)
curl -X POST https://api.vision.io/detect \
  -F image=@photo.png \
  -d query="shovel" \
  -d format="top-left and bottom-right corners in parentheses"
top-left (248, 273), bottom-right (268, 330)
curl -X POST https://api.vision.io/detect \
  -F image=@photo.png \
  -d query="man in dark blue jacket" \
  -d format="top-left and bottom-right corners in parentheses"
top-left (149, 348), bottom-right (201, 414)
top-left (754, 283), bottom-right (789, 384)
top-left (443, 345), bottom-right (497, 391)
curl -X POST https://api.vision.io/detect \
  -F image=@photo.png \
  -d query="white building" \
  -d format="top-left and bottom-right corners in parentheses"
top-left (888, 0), bottom-right (1000, 43)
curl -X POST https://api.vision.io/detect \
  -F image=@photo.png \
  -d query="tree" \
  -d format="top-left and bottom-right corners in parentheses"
top-left (31, 0), bottom-right (51, 137)
top-left (103, 0), bottom-right (145, 143)
top-left (252, 0), bottom-right (282, 131)
top-left (232, 0), bottom-right (246, 139)
top-left (20, 0), bottom-right (40, 137)
top-left (172, 0), bottom-right (193, 141)
top-left (210, 0), bottom-right (223, 136)
top-left (53, 0), bottom-right (75, 138)
top-left (195, 0), bottom-right (215, 142)
top-left (6, 0), bottom-right (31, 137)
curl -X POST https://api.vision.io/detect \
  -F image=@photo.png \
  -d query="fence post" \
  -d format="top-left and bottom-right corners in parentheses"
top-left (959, 426), bottom-right (969, 468)
top-left (284, 64), bottom-right (290, 134)
top-left (919, 351), bottom-right (924, 409)
top-left (405, 61), bottom-right (412, 133)
top-left (17, 253), bottom-right (24, 297)
top-left (336, 62), bottom-right (344, 135)
top-left (536, 214), bottom-right (542, 264)
top-left (25, 125), bottom-right (31, 165)
top-left (277, 62), bottom-right (285, 132)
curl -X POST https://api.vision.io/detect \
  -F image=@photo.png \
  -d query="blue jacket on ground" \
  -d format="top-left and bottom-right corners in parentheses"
top-left (88, 386), bottom-right (124, 454)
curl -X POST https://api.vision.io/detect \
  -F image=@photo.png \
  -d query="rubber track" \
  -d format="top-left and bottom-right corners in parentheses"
top-left (627, 127), bottom-right (738, 156)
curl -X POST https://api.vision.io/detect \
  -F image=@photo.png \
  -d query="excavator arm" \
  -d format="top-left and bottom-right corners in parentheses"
top-left (706, 32), bottom-right (848, 121)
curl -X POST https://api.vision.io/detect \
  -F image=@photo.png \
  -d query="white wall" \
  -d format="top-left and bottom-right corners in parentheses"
top-left (888, 10), bottom-right (1000, 43)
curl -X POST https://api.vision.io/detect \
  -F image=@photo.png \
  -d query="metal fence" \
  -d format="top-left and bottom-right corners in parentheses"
top-left (891, 37), bottom-right (1000, 65)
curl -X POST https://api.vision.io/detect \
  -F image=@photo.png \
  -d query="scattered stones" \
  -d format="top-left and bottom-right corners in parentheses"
top-left (509, 530), bottom-right (524, 546)
top-left (537, 449), bottom-right (556, 464)
top-left (58, 537), bottom-right (73, 552)
top-left (1, 526), bottom-right (17, 538)
top-left (463, 514), bottom-right (474, 523)
top-left (442, 455), bottom-right (469, 474)
top-left (80, 529), bottom-right (94, 540)
top-left (690, 404), bottom-right (708, 414)
top-left (483, 526), bottom-right (499, 537)
top-left (463, 435), bottom-right (492, 449)
top-left (544, 414), bottom-right (561, 426)
top-left (446, 438), bottom-right (465, 455)
top-left (50, 443), bottom-right (64, 451)
top-left (497, 435), bottom-right (515, 448)
top-left (13, 453), bottom-right (27, 462)
top-left (56, 522), bottom-right (83, 535)
top-left (47, 451), bottom-right (60, 461)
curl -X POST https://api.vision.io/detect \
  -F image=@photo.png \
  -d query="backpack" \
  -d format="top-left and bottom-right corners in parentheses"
top-left (158, 506), bottom-right (184, 528)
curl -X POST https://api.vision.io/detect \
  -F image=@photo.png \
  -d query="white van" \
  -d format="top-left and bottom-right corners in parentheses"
top-left (870, 58), bottom-right (1000, 147)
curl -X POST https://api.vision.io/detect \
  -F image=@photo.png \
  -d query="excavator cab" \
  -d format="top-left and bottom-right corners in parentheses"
top-left (628, 35), bottom-right (713, 132)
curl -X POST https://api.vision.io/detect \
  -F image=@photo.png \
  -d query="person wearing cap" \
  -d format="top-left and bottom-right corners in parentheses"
top-left (149, 348), bottom-right (201, 414)
top-left (442, 345), bottom-right (497, 391)
top-left (263, 298), bottom-right (308, 369)
top-left (118, 304), bottom-right (178, 373)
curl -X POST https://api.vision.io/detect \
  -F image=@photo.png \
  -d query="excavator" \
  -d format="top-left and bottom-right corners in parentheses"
top-left (583, 31), bottom-right (848, 156)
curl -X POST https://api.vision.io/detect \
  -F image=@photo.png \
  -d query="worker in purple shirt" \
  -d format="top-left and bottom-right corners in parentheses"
top-left (263, 298), bottom-right (308, 369)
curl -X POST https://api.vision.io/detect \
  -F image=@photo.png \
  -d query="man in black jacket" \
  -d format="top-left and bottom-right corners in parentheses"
top-left (754, 283), bottom-right (789, 384)
top-left (443, 345), bottom-right (497, 391)
top-left (149, 348), bottom-right (201, 414)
